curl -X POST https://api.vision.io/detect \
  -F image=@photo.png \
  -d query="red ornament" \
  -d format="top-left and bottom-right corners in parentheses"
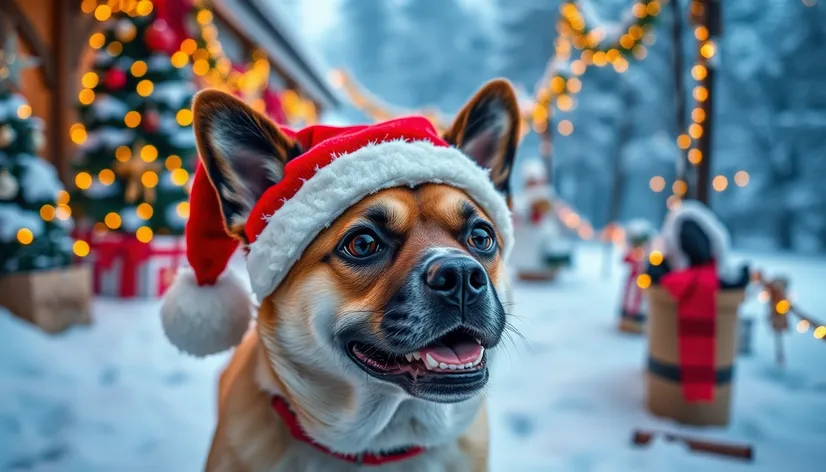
top-left (143, 110), bottom-right (161, 133)
top-left (104, 68), bottom-right (128, 90)
top-left (144, 19), bottom-right (177, 54)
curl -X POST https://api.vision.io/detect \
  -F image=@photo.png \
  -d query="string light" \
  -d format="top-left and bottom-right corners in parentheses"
top-left (734, 170), bottom-right (749, 187)
top-left (115, 145), bottom-right (132, 162)
top-left (56, 205), bottom-right (71, 220)
top-left (104, 212), bottom-right (122, 229)
top-left (136, 203), bottom-right (154, 219)
top-left (98, 169), bottom-right (116, 185)
top-left (688, 149), bottom-right (703, 165)
top-left (649, 176), bottom-right (665, 192)
top-left (75, 172), bottom-right (92, 190)
top-left (94, 5), bottom-right (112, 21)
top-left (141, 171), bottom-right (159, 188)
top-left (73, 240), bottom-right (91, 257)
top-left (176, 109), bottom-right (193, 126)
top-left (136, 226), bottom-right (153, 243)
top-left (56, 190), bottom-right (70, 205)
top-left (136, 79), bottom-right (154, 97)
top-left (17, 228), bottom-right (33, 245)
top-left (40, 204), bottom-right (55, 221)
top-left (135, 0), bottom-right (154, 16)
top-left (165, 155), bottom-right (182, 170)
top-left (712, 175), bottom-right (728, 192)
top-left (107, 41), bottom-right (123, 57)
top-left (17, 104), bottom-right (32, 119)
top-left (89, 33), bottom-right (106, 49)
top-left (649, 250), bottom-right (664, 266)
top-left (672, 180), bottom-right (688, 197)
top-left (124, 111), bottom-right (142, 128)
top-left (176, 201), bottom-right (190, 218)
top-left (558, 119), bottom-right (574, 136)
top-left (81, 72), bottom-right (99, 88)
top-left (130, 61), bottom-right (148, 77)
top-left (170, 168), bottom-right (189, 186)
top-left (140, 144), bottom-right (158, 162)
top-left (79, 89), bottom-right (95, 106)
top-left (70, 123), bottom-right (87, 144)
top-left (636, 274), bottom-right (652, 289)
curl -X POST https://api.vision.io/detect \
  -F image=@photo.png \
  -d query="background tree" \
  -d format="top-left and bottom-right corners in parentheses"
top-left (70, 3), bottom-right (198, 240)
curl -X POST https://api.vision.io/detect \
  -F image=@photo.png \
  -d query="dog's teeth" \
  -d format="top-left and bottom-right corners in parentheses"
top-left (473, 347), bottom-right (485, 366)
top-left (425, 353), bottom-right (439, 369)
top-left (448, 364), bottom-right (457, 370)
top-left (413, 352), bottom-right (422, 361)
top-left (439, 362), bottom-right (448, 369)
top-left (475, 339), bottom-right (481, 344)
top-left (465, 362), bottom-right (473, 369)
top-left (405, 354), bottom-right (414, 362)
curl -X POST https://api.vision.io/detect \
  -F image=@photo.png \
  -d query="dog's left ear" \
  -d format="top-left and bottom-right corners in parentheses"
top-left (443, 79), bottom-right (520, 196)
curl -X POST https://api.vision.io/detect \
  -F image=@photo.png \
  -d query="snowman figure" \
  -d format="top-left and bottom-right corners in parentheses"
top-left (510, 160), bottom-right (573, 281)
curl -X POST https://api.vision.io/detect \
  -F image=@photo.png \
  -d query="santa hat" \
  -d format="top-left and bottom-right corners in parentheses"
top-left (161, 117), bottom-right (514, 357)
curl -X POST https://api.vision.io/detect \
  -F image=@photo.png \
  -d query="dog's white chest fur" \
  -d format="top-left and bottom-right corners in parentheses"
top-left (270, 442), bottom-right (472, 472)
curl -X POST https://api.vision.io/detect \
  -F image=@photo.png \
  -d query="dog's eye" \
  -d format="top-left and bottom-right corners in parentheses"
top-left (343, 231), bottom-right (382, 258)
top-left (467, 225), bottom-right (495, 252)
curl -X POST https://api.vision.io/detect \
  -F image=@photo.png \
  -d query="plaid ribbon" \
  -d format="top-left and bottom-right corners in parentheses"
top-left (661, 263), bottom-right (719, 402)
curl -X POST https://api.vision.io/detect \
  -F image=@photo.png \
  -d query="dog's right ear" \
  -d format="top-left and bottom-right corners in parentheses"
top-left (193, 90), bottom-right (302, 241)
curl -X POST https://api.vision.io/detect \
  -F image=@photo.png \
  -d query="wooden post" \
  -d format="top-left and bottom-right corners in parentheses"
top-left (693, 0), bottom-right (721, 204)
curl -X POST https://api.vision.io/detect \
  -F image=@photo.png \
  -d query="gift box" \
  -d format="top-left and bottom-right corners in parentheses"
top-left (0, 264), bottom-right (93, 333)
top-left (89, 232), bottom-right (186, 298)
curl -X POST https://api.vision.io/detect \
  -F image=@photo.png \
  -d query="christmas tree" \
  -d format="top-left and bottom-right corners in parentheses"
top-left (70, 2), bottom-right (198, 241)
top-left (0, 31), bottom-right (76, 274)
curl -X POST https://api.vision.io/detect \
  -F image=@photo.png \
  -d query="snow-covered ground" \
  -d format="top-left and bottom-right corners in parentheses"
top-left (1, 244), bottom-right (823, 471)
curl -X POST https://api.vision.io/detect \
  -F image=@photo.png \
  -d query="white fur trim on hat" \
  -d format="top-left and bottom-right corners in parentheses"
top-left (160, 268), bottom-right (253, 357)
top-left (246, 140), bottom-right (513, 300)
top-left (661, 200), bottom-right (729, 272)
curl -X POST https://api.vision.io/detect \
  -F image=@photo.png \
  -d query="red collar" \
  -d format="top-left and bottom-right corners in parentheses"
top-left (271, 396), bottom-right (426, 466)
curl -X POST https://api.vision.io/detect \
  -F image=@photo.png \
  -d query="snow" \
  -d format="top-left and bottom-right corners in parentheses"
top-left (151, 82), bottom-right (196, 110)
top-left (0, 245), bottom-right (824, 471)
top-left (90, 96), bottom-right (129, 121)
top-left (0, 203), bottom-right (45, 241)
top-left (81, 128), bottom-right (135, 151)
top-left (18, 155), bottom-right (63, 202)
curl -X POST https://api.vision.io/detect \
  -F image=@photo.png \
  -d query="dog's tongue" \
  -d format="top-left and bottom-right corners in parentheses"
top-left (419, 341), bottom-right (482, 365)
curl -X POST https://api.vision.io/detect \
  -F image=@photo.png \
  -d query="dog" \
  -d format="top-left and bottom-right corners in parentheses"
top-left (164, 79), bottom-right (521, 471)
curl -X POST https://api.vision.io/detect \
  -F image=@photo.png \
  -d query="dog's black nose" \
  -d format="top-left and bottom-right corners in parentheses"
top-left (425, 256), bottom-right (488, 306)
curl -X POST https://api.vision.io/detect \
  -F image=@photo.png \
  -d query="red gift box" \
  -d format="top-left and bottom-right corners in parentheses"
top-left (82, 232), bottom-right (186, 298)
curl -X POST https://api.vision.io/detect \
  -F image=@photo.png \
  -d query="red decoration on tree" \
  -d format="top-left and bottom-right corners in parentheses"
top-left (143, 110), bottom-right (161, 133)
top-left (144, 19), bottom-right (177, 54)
top-left (104, 68), bottom-right (127, 90)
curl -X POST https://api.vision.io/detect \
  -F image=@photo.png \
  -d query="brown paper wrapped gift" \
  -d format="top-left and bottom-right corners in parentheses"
top-left (645, 285), bottom-right (745, 426)
top-left (0, 264), bottom-right (93, 333)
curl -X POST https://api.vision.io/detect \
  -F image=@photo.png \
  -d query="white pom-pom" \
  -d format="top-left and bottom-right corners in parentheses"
top-left (661, 200), bottom-right (730, 271)
top-left (161, 268), bottom-right (252, 357)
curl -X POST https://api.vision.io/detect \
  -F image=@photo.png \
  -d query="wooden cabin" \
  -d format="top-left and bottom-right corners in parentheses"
top-left (0, 0), bottom-right (338, 182)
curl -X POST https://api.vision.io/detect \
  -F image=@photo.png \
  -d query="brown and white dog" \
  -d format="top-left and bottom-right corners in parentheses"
top-left (161, 79), bottom-right (521, 471)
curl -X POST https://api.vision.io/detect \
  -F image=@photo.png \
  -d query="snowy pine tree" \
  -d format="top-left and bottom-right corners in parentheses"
top-left (0, 90), bottom-right (75, 274)
top-left (70, 6), bottom-right (198, 238)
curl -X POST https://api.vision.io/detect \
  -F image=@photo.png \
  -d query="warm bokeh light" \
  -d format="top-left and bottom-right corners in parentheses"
top-left (56, 190), bottom-right (70, 205)
top-left (73, 240), bottom-right (91, 258)
top-left (89, 33), bottom-right (106, 49)
top-left (695, 26), bottom-right (709, 41)
top-left (40, 204), bottom-right (55, 221)
top-left (136, 80), bottom-right (154, 97)
top-left (17, 228), bottom-right (33, 245)
top-left (94, 4), bottom-right (111, 21)
top-left (694, 86), bottom-right (709, 102)
top-left (814, 326), bottom-right (826, 339)
top-left (17, 104), bottom-right (32, 119)
top-left (124, 111), bottom-right (142, 128)
top-left (107, 41), bottom-right (123, 57)
top-left (136, 226), bottom-right (154, 243)
top-left (75, 172), bottom-right (92, 190)
top-left (140, 145), bottom-right (158, 162)
top-left (666, 195), bottom-right (681, 210)
top-left (116, 145), bottom-right (132, 162)
top-left (98, 169), bottom-right (116, 185)
top-left (558, 119), bottom-right (574, 136)
top-left (672, 179), bottom-right (688, 196)
top-left (70, 124), bottom-right (87, 144)
top-left (712, 175), bottom-right (728, 192)
top-left (688, 123), bottom-right (703, 139)
top-left (170, 168), bottom-right (190, 186)
top-left (797, 320), bottom-right (810, 333)
top-left (566, 78), bottom-right (582, 93)
top-left (692, 107), bottom-right (706, 123)
top-left (141, 171), bottom-right (159, 188)
top-left (170, 51), bottom-right (189, 68)
top-left (700, 42), bottom-right (716, 59)
top-left (649, 176), bottom-right (665, 192)
top-left (776, 299), bottom-right (791, 315)
top-left (79, 89), bottom-right (95, 106)
top-left (676, 134), bottom-right (691, 150)
top-left (137, 203), bottom-right (154, 219)
top-left (105, 212), bottom-right (122, 229)
top-left (688, 149), bottom-right (703, 165)
top-left (636, 274), bottom-right (652, 289)
top-left (691, 65), bottom-right (707, 80)
top-left (81, 72), bottom-right (99, 89)
top-left (176, 109), bottom-right (193, 126)
top-left (136, 0), bottom-right (154, 16)
top-left (734, 170), bottom-right (750, 187)
top-left (557, 95), bottom-right (574, 111)
top-left (165, 155), bottom-right (183, 171)
top-left (56, 205), bottom-right (71, 220)
top-left (176, 201), bottom-right (191, 219)
top-left (649, 250), bottom-right (664, 266)
top-left (130, 61), bottom-right (148, 77)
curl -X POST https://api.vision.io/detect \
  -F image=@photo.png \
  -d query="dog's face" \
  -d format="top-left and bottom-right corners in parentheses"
top-left (193, 80), bottom-right (520, 405)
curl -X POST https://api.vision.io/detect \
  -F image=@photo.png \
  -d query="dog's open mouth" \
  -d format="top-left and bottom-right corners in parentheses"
top-left (345, 327), bottom-right (489, 401)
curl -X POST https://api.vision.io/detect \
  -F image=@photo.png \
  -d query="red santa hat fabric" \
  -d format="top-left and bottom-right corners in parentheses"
top-left (161, 117), bottom-right (513, 357)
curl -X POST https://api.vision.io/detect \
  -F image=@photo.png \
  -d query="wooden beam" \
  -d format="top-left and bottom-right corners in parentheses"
top-left (693, 0), bottom-right (722, 204)
top-left (51, 0), bottom-right (74, 182)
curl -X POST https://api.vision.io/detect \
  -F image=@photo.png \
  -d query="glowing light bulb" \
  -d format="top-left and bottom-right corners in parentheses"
top-left (105, 212), bottom-right (122, 229)
top-left (17, 228), bottom-right (34, 245)
top-left (136, 226), bottom-right (153, 243)
top-left (75, 172), bottom-right (92, 190)
top-left (73, 240), bottom-right (91, 257)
